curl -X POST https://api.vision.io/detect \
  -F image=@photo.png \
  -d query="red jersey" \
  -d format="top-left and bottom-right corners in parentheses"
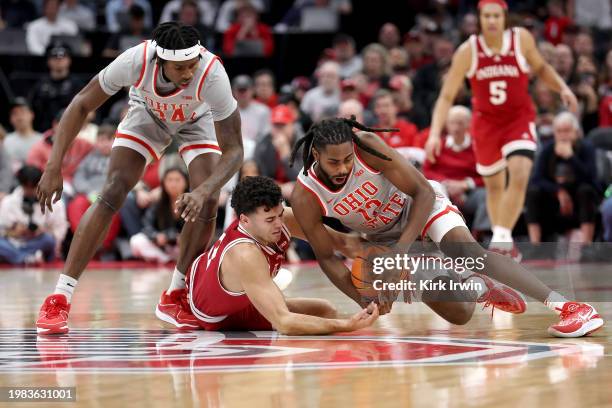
top-left (187, 218), bottom-right (290, 325)
top-left (374, 119), bottom-right (420, 149)
top-left (467, 28), bottom-right (535, 119)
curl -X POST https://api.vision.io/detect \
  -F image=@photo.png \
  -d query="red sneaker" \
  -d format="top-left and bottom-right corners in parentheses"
top-left (548, 302), bottom-right (604, 338)
top-left (155, 289), bottom-right (199, 330)
top-left (488, 244), bottom-right (522, 262)
top-left (36, 294), bottom-right (70, 335)
top-left (475, 274), bottom-right (526, 315)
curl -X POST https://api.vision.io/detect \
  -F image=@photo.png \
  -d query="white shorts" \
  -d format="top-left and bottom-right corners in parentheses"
top-left (113, 103), bottom-right (221, 166)
top-left (366, 180), bottom-right (466, 245)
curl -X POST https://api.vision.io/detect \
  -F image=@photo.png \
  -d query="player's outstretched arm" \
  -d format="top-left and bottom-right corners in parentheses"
top-left (519, 27), bottom-right (578, 113)
top-left (176, 108), bottom-right (244, 221)
top-left (426, 42), bottom-right (471, 163)
top-left (37, 76), bottom-right (111, 213)
top-left (282, 206), bottom-right (364, 259)
top-left (229, 243), bottom-right (379, 335)
top-left (290, 186), bottom-right (369, 307)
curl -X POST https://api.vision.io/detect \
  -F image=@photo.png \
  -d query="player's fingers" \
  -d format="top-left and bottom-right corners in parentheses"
top-left (53, 189), bottom-right (62, 204)
top-left (45, 195), bottom-right (54, 213)
top-left (38, 191), bottom-right (47, 213)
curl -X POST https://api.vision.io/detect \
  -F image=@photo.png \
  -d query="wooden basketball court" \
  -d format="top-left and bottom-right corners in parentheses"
top-left (0, 262), bottom-right (610, 407)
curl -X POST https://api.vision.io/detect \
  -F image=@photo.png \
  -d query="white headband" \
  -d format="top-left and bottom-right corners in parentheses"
top-left (155, 41), bottom-right (201, 61)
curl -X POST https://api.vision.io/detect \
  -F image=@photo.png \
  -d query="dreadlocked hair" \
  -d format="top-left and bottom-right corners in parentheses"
top-left (289, 116), bottom-right (397, 176)
top-left (151, 22), bottom-right (201, 62)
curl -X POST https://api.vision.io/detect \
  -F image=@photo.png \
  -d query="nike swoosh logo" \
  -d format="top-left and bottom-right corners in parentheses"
top-left (326, 199), bottom-right (333, 204)
top-left (67, 283), bottom-right (74, 287)
top-left (185, 52), bottom-right (192, 56)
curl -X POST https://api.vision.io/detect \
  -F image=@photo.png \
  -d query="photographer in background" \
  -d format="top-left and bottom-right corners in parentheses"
top-left (0, 166), bottom-right (68, 264)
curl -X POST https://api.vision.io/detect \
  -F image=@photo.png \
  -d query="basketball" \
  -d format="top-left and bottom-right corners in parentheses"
top-left (351, 246), bottom-right (388, 298)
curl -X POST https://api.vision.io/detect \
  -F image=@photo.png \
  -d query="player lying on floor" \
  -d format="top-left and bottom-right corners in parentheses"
top-left (161, 176), bottom-right (379, 335)
top-left (289, 117), bottom-right (604, 338)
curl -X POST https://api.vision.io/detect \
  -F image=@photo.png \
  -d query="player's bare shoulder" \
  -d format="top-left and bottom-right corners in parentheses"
top-left (223, 240), bottom-right (266, 270)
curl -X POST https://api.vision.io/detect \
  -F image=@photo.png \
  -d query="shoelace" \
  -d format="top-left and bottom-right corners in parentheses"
top-left (558, 304), bottom-right (580, 320)
top-left (45, 298), bottom-right (66, 318)
top-left (480, 294), bottom-right (496, 319)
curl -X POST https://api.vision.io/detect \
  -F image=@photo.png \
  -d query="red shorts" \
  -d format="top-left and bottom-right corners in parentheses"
top-left (471, 111), bottom-right (537, 176)
top-left (185, 258), bottom-right (273, 331)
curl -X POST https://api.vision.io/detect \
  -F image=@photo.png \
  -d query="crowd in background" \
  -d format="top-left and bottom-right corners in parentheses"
top-left (0, 0), bottom-right (611, 264)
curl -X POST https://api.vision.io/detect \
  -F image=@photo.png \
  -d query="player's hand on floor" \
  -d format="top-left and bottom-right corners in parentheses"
top-left (346, 302), bottom-right (379, 331)
top-left (36, 168), bottom-right (64, 214)
top-left (175, 191), bottom-right (206, 222)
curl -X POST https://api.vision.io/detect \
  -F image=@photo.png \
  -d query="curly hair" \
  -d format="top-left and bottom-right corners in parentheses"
top-left (231, 176), bottom-right (283, 216)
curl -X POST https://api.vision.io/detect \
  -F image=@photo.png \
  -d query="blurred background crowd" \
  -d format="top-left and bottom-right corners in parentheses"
top-left (0, 0), bottom-right (610, 265)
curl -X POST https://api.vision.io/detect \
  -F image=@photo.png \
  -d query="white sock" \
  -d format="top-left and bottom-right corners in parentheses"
top-left (465, 276), bottom-right (488, 298)
top-left (491, 226), bottom-right (513, 243)
top-left (166, 267), bottom-right (186, 294)
top-left (544, 291), bottom-right (569, 315)
top-left (54, 274), bottom-right (78, 303)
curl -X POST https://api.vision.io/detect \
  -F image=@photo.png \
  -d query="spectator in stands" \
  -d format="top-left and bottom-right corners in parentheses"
top-left (176, 0), bottom-right (215, 50)
top-left (4, 97), bottom-right (42, 172)
top-left (572, 31), bottom-right (595, 59)
top-left (458, 13), bottom-right (478, 42)
top-left (160, 0), bottom-right (217, 28)
top-left (215, 0), bottom-right (265, 33)
top-left (544, 0), bottom-right (572, 46)
top-left (598, 49), bottom-right (612, 127)
top-left (534, 80), bottom-right (562, 140)
top-left (222, 2), bottom-right (273, 57)
top-left (337, 98), bottom-right (364, 122)
top-left (402, 31), bottom-right (433, 72)
top-left (301, 61), bottom-right (341, 122)
top-left (339, 78), bottom-right (359, 102)
top-left (103, 4), bottom-right (150, 58)
top-left (26, 109), bottom-right (92, 197)
top-left (360, 43), bottom-right (390, 105)
top-left (378, 23), bottom-right (400, 50)
top-left (278, 88), bottom-right (310, 138)
top-left (253, 105), bottom-right (302, 199)
top-left (412, 35), bottom-right (454, 126)
top-left (553, 44), bottom-right (575, 84)
top-left (526, 112), bottom-right (602, 244)
top-left (0, 142), bottom-right (12, 201)
top-left (332, 33), bottom-right (362, 79)
top-left (289, 76), bottom-right (312, 103)
top-left (119, 162), bottom-right (162, 240)
top-left (423, 106), bottom-right (489, 234)
top-left (130, 167), bottom-right (188, 264)
top-left (0, 0), bottom-right (37, 28)
top-left (67, 125), bottom-right (120, 253)
top-left (388, 74), bottom-right (423, 129)
top-left (105, 0), bottom-right (153, 33)
top-left (0, 166), bottom-right (67, 264)
top-left (539, 41), bottom-right (556, 64)
top-left (25, 0), bottom-right (78, 56)
top-left (573, 55), bottom-right (599, 133)
top-left (372, 89), bottom-right (423, 165)
top-left (233, 75), bottom-right (270, 143)
top-left (28, 43), bottom-right (83, 132)
top-left (59, 0), bottom-right (95, 32)
top-left (254, 69), bottom-right (278, 109)
top-left (389, 47), bottom-right (409, 75)
top-left (602, 195), bottom-right (612, 242)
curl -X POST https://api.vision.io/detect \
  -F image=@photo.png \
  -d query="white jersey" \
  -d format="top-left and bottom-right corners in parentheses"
top-left (297, 144), bottom-right (411, 235)
top-left (98, 40), bottom-right (237, 134)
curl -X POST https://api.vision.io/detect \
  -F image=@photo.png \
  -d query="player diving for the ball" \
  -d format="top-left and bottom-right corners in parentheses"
top-left (289, 117), bottom-right (604, 338)
top-left (184, 175), bottom-right (379, 335)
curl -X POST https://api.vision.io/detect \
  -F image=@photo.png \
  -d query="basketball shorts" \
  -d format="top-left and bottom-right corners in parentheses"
top-left (113, 103), bottom-right (221, 166)
top-left (471, 112), bottom-right (537, 176)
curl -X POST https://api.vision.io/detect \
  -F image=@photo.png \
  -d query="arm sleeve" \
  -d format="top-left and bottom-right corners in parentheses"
top-left (200, 60), bottom-right (238, 122)
top-left (97, 43), bottom-right (145, 95)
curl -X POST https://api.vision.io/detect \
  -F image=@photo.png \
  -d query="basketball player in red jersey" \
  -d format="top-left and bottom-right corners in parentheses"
top-left (184, 176), bottom-right (379, 334)
top-left (289, 117), bottom-right (603, 337)
top-left (425, 0), bottom-right (578, 260)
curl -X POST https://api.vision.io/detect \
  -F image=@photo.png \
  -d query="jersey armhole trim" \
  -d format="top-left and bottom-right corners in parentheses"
top-left (513, 28), bottom-right (530, 73)
top-left (354, 145), bottom-right (381, 175)
top-left (466, 35), bottom-right (478, 79)
top-left (133, 41), bottom-right (148, 88)
top-left (196, 56), bottom-right (221, 102)
top-left (297, 177), bottom-right (329, 216)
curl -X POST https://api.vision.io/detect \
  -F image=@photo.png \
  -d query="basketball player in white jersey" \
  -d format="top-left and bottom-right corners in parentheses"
top-left (290, 117), bottom-right (603, 338)
top-left (35, 22), bottom-right (244, 334)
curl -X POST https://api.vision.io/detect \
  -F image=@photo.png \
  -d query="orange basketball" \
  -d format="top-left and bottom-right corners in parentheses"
top-left (350, 246), bottom-right (388, 298)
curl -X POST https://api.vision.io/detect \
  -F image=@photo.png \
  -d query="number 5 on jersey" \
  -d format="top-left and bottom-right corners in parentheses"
top-left (489, 80), bottom-right (507, 105)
